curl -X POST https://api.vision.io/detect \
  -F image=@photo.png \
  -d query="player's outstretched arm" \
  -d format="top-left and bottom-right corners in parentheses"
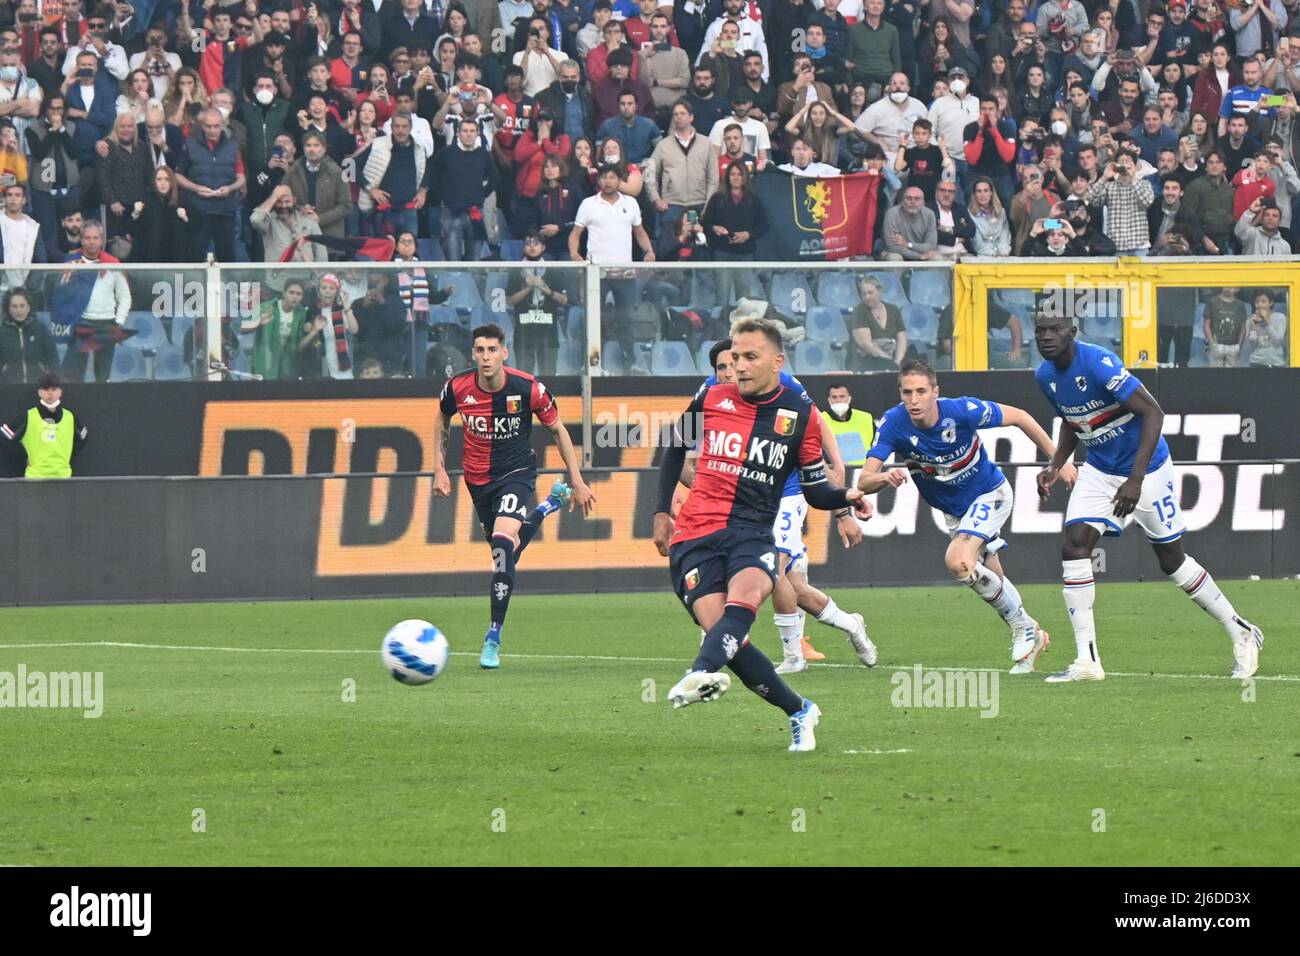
top-left (546, 419), bottom-right (596, 516)
top-left (1112, 384), bottom-right (1166, 517)
top-left (856, 456), bottom-right (908, 494)
top-left (1000, 403), bottom-right (1077, 488)
top-left (431, 404), bottom-right (451, 498)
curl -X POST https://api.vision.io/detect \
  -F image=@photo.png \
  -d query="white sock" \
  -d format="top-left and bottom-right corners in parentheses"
top-left (1168, 555), bottom-right (1239, 638)
top-left (814, 597), bottom-right (857, 634)
top-left (774, 612), bottom-right (803, 658)
top-left (1062, 559), bottom-right (1099, 664)
top-left (966, 563), bottom-right (1029, 627)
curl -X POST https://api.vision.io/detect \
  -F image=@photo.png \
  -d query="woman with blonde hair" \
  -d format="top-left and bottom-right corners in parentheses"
top-left (968, 175), bottom-right (1012, 256)
top-left (163, 67), bottom-right (207, 135)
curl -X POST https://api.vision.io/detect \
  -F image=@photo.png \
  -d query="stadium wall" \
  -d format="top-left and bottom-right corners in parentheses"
top-left (0, 370), bottom-right (1295, 604)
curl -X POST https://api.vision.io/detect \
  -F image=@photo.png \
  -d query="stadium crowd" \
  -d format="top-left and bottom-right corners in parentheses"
top-left (0, 0), bottom-right (1295, 381)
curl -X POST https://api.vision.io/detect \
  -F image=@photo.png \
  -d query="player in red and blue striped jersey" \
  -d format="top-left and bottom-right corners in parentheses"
top-left (858, 359), bottom-right (1069, 674)
top-left (433, 324), bottom-right (595, 669)
top-left (653, 318), bottom-right (872, 752)
top-left (1034, 312), bottom-right (1264, 681)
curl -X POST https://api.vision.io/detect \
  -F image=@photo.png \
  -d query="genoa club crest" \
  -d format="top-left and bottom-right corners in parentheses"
top-left (774, 408), bottom-right (798, 436)
top-left (685, 568), bottom-right (700, 590)
top-left (506, 395), bottom-right (521, 413)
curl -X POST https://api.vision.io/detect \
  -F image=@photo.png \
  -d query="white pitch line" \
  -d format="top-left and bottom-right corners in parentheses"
top-left (0, 641), bottom-right (1294, 682)
top-left (843, 748), bottom-right (915, 755)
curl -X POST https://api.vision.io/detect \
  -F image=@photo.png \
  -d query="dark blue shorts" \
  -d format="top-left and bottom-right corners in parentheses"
top-left (668, 525), bottom-right (779, 615)
top-left (469, 474), bottom-right (534, 541)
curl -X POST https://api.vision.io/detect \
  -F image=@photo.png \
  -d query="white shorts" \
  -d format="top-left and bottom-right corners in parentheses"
top-left (773, 493), bottom-right (808, 564)
top-left (942, 479), bottom-right (1013, 555)
top-left (1066, 458), bottom-right (1186, 542)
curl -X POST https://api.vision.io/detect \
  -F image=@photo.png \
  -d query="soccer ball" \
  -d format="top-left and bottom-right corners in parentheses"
top-left (381, 620), bottom-right (450, 685)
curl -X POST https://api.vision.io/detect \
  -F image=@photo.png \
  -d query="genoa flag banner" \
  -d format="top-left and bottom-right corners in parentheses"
top-left (753, 169), bottom-right (881, 261)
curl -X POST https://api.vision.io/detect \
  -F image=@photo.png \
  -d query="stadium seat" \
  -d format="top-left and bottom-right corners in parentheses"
top-left (696, 339), bottom-right (718, 374)
top-left (126, 311), bottom-right (165, 349)
top-left (651, 341), bottom-right (694, 375)
top-left (110, 346), bottom-right (148, 382)
top-left (688, 272), bottom-right (719, 310)
top-left (483, 272), bottom-right (508, 313)
top-left (908, 269), bottom-right (952, 310)
top-left (427, 305), bottom-right (460, 329)
top-left (499, 239), bottom-right (523, 261)
top-left (36, 311), bottom-right (54, 335)
top-left (904, 304), bottom-right (940, 347)
top-left (794, 340), bottom-right (837, 374)
top-left (815, 272), bottom-right (859, 313)
top-left (168, 315), bottom-right (195, 347)
top-left (875, 270), bottom-right (908, 306)
top-left (556, 342), bottom-right (583, 375)
top-left (153, 344), bottom-right (189, 380)
top-left (805, 305), bottom-right (848, 344)
top-left (438, 271), bottom-right (483, 312)
top-left (416, 238), bottom-right (444, 261)
top-left (769, 272), bottom-right (814, 315)
top-left (600, 340), bottom-right (626, 375)
top-left (565, 305), bottom-right (586, 341)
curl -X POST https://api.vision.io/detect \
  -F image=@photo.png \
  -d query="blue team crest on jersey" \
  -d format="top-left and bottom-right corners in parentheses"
top-left (1075, 376), bottom-right (1088, 391)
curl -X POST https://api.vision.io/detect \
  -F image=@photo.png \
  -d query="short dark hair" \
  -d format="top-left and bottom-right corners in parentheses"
top-left (607, 47), bottom-right (633, 69)
top-left (708, 338), bottom-right (733, 369)
top-left (454, 52), bottom-right (481, 72)
top-left (912, 117), bottom-right (933, 132)
top-left (471, 323), bottom-right (506, 345)
top-left (899, 359), bottom-right (937, 384)
top-left (596, 162), bottom-right (621, 178)
top-left (730, 317), bottom-right (783, 353)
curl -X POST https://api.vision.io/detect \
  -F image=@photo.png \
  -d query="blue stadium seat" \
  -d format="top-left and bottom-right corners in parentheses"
top-left (600, 340), bottom-right (626, 375)
top-left (651, 341), bottom-right (694, 375)
top-left (688, 272), bottom-right (719, 310)
top-left (110, 346), bottom-right (148, 381)
top-left (908, 269), bottom-right (952, 310)
top-left (153, 344), bottom-right (189, 380)
top-left (805, 305), bottom-right (848, 344)
top-left (438, 271), bottom-right (483, 312)
top-left (499, 239), bottom-right (524, 261)
top-left (168, 314), bottom-right (195, 347)
top-left (794, 340), bottom-right (837, 374)
top-left (1192, 301), bottom-right (1207, 340)
top-left (876, 270), bottom-right (908, 306)
top-left (696, 339), bottom-right (718, 374)
top-left (416, 238), bottom-right (444, 261)
top-left (815, 272), bottom-right (859, 313)
top-left (126, 311), bottom-right (165, 349)
top-left (566, 305), bottom-right (586, 341)
top-left (556, 342), bottom-right (583, 375)
top-left (483, 272), bottom-right (508, 313)
top-left (769, 272), bottom-right (814, 315)
top-left (904, 304), bottom-right (939, 346)
top-left (36, 311), bottom-right (54, 335)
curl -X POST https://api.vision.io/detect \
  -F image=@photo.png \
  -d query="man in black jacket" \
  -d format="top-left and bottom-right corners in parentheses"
top-left (1147, 177), bottom-right (1204, 249)
top-left (536, 61), bottom-right (595, 143)
top-left (383, 0), bottom-right (439, 55)
top-left (927, 181), bottom-right (975, 256)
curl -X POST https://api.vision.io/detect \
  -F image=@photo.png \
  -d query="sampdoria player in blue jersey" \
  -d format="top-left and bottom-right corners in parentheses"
top-left (1033, 312), bottom-right (1264, 682)
top-left (678, 339), bottom-right (877, 673)
top-left (857, 359), bottom-right (1071, 673)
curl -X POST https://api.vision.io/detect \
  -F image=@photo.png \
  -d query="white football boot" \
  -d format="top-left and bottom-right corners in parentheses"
top-left (1045, 659), bottom-right (1106, 683)
top-left (1009, 620), bottom-right (1050, 675)
top-left (668, 671), bottom-right (732, 709)
top-left (788, 699), bottom-right (822, 752)
top-left (845, 612), bottom-right (878, 667)
top-left (1231, 619), bottom-right (1264, 679)
top-left (775, 654), bottom-right (807, 674)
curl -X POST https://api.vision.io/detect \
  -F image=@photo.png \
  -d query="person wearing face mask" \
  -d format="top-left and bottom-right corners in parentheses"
top-left (0, 47), bottom-right (43, 150)
top-left (0, 372), bottom-right (87, 478)
top-left (239, 74), bottom-right (291, 193)
top-left (927, 66), bottom-right (979, 193)
top-left (823, 385), bottom-right (875, 471)
top-left (536, 59), bottom-right (595, 142)
top-left (856, 71), bottom-right (926, 169)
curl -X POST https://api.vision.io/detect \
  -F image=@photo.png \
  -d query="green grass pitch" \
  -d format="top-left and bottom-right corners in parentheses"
top-left (1, 580), bottom-right (1296, 866)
